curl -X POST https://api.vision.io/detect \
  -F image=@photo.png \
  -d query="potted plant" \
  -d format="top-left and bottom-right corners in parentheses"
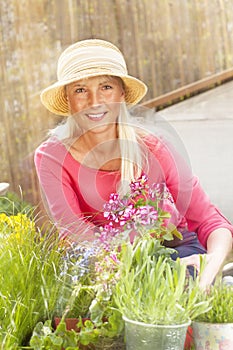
top-left (192, 277), bottom-right (233, 349)
top-left (30, 306), bottom-right (125, 350)
top-left (112, 234), bottom-right (210, 350)
top-left (29, 318), bottom-right (95, 350)
top-left (29, 240), bottom-right (125, 350)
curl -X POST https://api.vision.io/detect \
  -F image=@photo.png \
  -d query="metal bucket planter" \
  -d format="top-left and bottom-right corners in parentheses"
top-left (123, 316), bottom-right (190, 350)
top-left (192, 321), bottom-right (233, 350)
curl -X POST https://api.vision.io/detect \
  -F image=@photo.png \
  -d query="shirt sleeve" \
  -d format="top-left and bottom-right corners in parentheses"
top-left (34, 139), bottom-right (96, 242)
top-left (150, 136), bottom-right (233, 248)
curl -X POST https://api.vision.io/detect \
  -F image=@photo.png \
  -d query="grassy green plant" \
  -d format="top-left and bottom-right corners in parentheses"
top-left (114, 235), bottom-right (210, 325)
top-left (194, 279), bottom-right (233, 323)
top-left (0, 213), bottom-right (68, 349)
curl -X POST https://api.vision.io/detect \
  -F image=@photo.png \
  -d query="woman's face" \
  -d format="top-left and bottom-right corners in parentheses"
top-left (66, 75), bottom-right (125, 134)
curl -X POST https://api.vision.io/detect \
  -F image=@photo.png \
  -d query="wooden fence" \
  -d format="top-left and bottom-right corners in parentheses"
top-left (1, 0), bottom-right (233, 209)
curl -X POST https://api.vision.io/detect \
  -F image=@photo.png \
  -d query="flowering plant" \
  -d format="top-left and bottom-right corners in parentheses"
top-left (99, 173), bottom-right (182, 246)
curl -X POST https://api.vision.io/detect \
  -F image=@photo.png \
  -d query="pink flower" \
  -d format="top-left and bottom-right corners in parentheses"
top-left (135, 205), bottom-right (158, 226)
top-left (103, 193), bottom-right (126, 223)
top-left (129, 173), bottom-right (149, 196)
top-left (119, 204), bottom-right (136, 226)
top-left (109, 253), bottom-right (120, 264)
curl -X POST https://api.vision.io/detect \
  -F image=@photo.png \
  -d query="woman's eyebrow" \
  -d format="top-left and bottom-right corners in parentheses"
top-left (70, 79), bottom-right (113, 88)
top-left (99, 80), bottom-right (114, 85)
top-left (71, 82), bottom-right (86, 87)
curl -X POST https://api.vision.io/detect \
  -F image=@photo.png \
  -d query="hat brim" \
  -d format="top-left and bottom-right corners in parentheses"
top-left (40, 73), bottom-right (148, 116)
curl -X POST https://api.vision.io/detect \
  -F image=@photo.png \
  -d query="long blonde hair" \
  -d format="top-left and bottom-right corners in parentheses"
top-left (117, 103), bottom-right (149, 193)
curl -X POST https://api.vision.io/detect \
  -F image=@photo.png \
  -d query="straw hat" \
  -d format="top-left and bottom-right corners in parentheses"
top-left (40, 39), bottom-right (148, 116)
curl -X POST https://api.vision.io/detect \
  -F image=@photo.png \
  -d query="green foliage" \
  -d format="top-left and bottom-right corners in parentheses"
top-left (194, 280), bottom-right (233, 323)
top-left (65, 285), bottom-right (96, 319)
top-left (0, 191), bottom-right (34, 216)
top-left (29, 314), bottom-right (124, 350)
top-left (114, 235), bottom-right (210, 325)
top-left (29, 320), bottom-right (80, 349)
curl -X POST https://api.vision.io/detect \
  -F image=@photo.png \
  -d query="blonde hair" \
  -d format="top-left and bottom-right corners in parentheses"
top-left (49, 102), bottom-right (148, 195)
top-left (117, 103), bottom-right (148, 194)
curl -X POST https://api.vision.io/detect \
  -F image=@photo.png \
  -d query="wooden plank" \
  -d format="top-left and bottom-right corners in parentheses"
top-left (141, 67), bottom-right (233, 109)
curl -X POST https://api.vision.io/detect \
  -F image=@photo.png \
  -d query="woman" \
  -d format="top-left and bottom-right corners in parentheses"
top-left (35, 39), bottom-right (233, 288)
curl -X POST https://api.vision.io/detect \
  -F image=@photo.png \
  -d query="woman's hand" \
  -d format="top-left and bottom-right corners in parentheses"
top-left (180, 252), bottom-right (222, 289)
top-left (180, 228), bottom-right (233, 289)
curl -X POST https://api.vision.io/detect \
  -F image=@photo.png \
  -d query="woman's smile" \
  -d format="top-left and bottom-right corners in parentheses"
top-left (86, 111), bottom-right (107, 121)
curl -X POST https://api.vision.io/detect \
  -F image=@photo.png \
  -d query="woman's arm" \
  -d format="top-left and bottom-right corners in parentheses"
top-left (201, 228), bottom-right (233, 287)
top-left (151, 136), bottom-right (233, 246)
top-left (149, 135), bottom-right (233, 286)
top-left (181, 228), bottom-right (233, 288)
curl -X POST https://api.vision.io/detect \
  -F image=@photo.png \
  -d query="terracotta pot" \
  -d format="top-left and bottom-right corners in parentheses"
top-left (54, 316), bottom-right (90, 332)
top-left (53, 317), bottom-right (96, 350)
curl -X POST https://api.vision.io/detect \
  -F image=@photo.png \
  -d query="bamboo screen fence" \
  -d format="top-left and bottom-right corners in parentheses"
top-left (1, 0), bottom-right (233, 211)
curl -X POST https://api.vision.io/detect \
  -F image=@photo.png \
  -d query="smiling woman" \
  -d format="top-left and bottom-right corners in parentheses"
top-left (35, 38), bottom-right (233, 289)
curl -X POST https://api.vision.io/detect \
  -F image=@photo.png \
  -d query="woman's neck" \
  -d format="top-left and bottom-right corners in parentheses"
top-left (69, 128), bottom-right (121, 171)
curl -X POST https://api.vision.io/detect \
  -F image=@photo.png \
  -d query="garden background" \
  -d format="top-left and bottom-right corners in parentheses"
top-left (1, 0), bottom-right (233, 222)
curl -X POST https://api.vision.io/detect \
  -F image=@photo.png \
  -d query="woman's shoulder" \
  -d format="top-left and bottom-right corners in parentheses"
top-left (138, 131), bottom-right (177, 166)
top-left (35, 136), bottom-right (65, 154)
top-left (139, 132), bottom-right (164, 152)
top-left (34, 137), bottom-right (69, 167)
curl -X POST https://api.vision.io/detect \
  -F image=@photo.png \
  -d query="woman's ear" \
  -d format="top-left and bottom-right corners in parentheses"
top-left (120, 89), bottom-right (125, 101)
top-left (64, 86), bottom-right (69, 101)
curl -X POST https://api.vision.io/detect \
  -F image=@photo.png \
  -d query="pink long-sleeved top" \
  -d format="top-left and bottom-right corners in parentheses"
top-left (34, 135), bottom-right (233, 247)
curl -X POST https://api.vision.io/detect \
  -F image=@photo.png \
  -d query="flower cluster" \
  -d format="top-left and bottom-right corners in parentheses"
top-left (99, 173), bottom-right (175, 244)
top-left (61, 241), bottom-right (100, 283)
top-left (0, 212), bottom-right (36, 241)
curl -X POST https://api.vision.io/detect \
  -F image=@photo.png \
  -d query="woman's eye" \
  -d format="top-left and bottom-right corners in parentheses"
top-left (103, 85), bottom-right (113, 90)
top-left (75, 88), bottom-right (86, 93)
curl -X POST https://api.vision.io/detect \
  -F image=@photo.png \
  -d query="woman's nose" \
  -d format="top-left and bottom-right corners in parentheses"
top-left (88, 91), bottom-right (103, 107)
